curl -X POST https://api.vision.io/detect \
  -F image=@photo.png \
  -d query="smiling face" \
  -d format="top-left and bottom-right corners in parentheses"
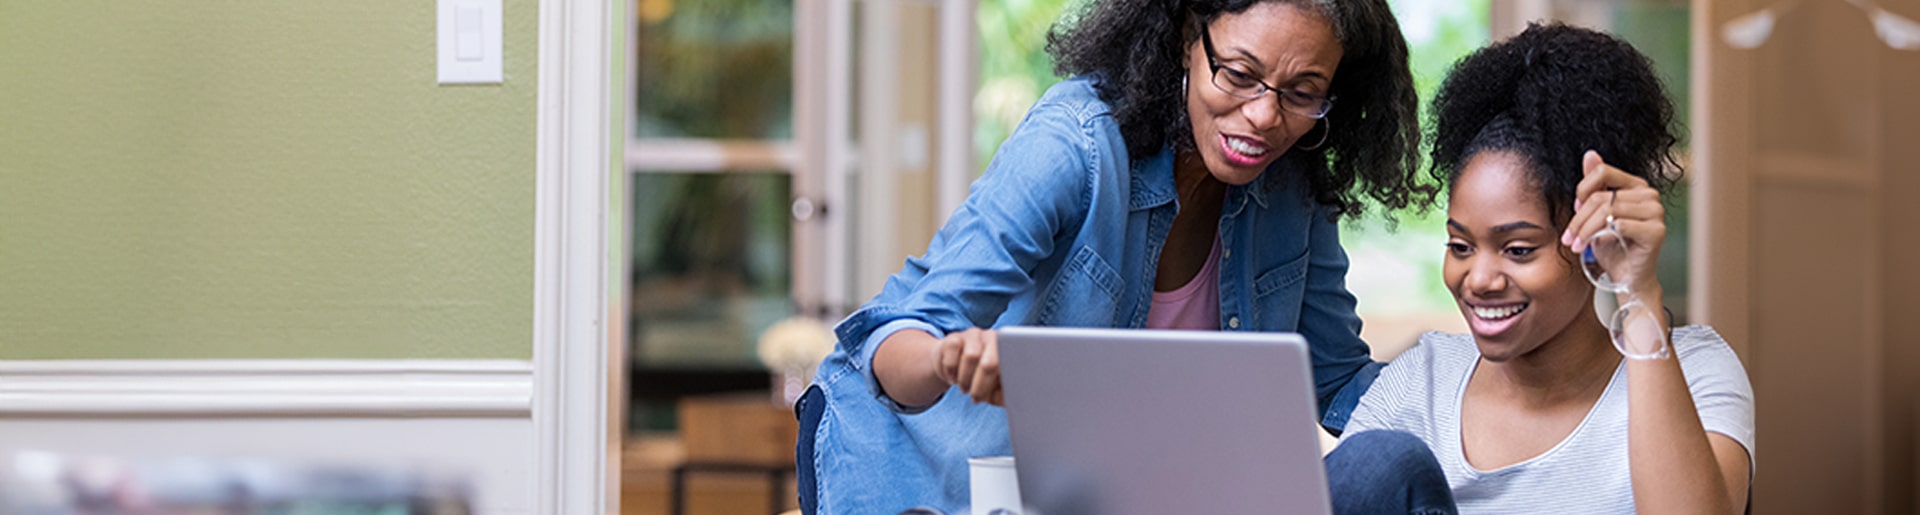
top-left (1184, 2), bottom-right (1344, 185)
top-left (1443, 151), bottom-right (1598, 361)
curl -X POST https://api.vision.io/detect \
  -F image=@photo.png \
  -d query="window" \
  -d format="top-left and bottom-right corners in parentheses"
top-left (1337, 0), bottom-right (1490, 358)
top-left (629, 0), bottom-right (805, 431)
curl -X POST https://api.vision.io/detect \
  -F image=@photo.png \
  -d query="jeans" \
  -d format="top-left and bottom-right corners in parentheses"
top-left (1326, 430), bottom-right (1458, 515)
top-left (796, 384), bottom-right (825, 515)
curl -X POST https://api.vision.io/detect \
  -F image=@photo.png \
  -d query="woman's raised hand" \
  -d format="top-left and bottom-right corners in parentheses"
top-left (1563, 150), bottom-right (1666, 295)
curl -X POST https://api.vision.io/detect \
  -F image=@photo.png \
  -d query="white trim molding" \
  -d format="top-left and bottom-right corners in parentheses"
top-left (0, 360), bottom-right (531, 418)
top-left (627, 138), bottom-right (797, 172)
top-left (534, 0), bottom-right (616, 513)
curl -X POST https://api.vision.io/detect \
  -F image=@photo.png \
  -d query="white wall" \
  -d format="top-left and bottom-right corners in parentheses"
top-left (0, 360), bottom-right (535, 514)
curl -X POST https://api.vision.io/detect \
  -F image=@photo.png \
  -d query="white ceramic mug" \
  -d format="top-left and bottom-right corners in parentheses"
top-left (967, 456), bottom-right (1022, 515)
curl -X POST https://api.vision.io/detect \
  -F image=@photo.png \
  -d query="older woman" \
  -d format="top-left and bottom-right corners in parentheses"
top-left (798, 1), bottom-right (1427, 512)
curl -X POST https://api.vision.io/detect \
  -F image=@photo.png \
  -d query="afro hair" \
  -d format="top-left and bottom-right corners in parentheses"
top-left (1427, 22), bottom-right (1683, 224)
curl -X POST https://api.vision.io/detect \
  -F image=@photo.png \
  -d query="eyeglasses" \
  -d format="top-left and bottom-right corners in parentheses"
top-left (1199, 21), bottom-right (1336, 119)
top-left (1579, 194), bottom-right (1670, 360)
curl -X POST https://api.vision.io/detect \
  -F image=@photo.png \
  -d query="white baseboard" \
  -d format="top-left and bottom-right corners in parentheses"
top-left (0, 359), bottom-right (536, 514)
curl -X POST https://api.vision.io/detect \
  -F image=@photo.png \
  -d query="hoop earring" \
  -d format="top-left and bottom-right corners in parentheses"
top-left (1296, 118), bottom-right (1331, 151)
top-left (1182, 74), bottom-right (1189, 95)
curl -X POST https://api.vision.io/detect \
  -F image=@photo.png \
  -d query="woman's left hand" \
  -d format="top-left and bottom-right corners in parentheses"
top-left (1563, 150), bottom-right (1666, 295)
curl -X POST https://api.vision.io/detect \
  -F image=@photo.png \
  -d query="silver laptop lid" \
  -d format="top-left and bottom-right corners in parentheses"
top-left (997, 327), bottom-right (1331, 515)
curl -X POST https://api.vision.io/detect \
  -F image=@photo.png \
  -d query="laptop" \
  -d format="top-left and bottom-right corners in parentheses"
top-left (996, 327), bottom-right (1332, 515)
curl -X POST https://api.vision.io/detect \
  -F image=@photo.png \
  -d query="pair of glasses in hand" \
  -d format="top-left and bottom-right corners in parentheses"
top-left (1580, 197), bottom-right (1671, 360)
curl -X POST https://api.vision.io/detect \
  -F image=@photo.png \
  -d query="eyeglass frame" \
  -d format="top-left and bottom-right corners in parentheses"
top-left (1197, 20), bottom-right (1337, 120)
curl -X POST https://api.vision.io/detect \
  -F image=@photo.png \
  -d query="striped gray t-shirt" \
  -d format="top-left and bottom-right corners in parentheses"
top-left (1342, 326), bottom-right (1755, 514)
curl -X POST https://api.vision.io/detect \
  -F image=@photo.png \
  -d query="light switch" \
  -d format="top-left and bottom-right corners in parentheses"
top-left (456, 6), bottom-right (484, 61)
top-left (438, 0), bottom-right (502, 84)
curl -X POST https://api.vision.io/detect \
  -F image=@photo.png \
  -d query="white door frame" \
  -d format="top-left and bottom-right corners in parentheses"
top-left (532, 0), bottom-right (617, 512)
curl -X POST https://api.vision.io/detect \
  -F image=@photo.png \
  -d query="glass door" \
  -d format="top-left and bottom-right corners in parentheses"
top-left (629, 0), bottom-right (816, 431)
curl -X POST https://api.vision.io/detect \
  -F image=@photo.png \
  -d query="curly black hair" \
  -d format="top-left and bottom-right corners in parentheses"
top-left (1427, 22), bottom-right (1682, 225)
top-left (1045, 0), bottom-right (1429, 220)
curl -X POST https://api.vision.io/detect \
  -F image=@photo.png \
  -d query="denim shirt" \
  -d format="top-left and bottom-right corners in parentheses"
top-left (805, 76), bottom-right (1382, 514)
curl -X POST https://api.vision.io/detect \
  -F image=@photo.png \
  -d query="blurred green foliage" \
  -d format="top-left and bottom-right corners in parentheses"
top-left (634, 0), bottom-right (793, 139)
top-left (975, 0), bottom-right (1077, 167)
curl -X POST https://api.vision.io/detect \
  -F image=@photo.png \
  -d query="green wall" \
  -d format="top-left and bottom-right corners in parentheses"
top-left (0, 1), bottom-right (540, 359)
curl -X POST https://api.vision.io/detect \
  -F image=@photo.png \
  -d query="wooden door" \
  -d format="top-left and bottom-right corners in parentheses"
top-left (1692, 0), bottom-right (1920, 513)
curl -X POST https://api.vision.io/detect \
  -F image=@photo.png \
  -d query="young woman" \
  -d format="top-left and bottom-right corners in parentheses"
top-left (796, 0), bottom-right (1427, 512)
top-left (1341, 23), bottom-right (1755, 513)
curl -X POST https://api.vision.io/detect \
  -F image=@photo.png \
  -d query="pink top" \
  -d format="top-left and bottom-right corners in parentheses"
top-left (1146, 234), bottom-right (1222, 330)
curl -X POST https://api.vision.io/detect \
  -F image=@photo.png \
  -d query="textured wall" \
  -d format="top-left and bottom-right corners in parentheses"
top-left (0, 1), bottom-right (539, 359)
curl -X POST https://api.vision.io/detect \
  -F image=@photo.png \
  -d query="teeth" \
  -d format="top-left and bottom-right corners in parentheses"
top-left (1227, 137), bottom-right (1268, 156)
top-left (1472, 304), bottom-right (1527, 320)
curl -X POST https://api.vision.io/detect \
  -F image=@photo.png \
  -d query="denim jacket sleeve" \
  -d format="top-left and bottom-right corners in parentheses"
top-left (832, 98), bottom-right (1098, 413)
top-left (1297, 204), bottom-right (1384, 432)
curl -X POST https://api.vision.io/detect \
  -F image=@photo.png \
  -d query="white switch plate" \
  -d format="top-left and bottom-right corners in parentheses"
top-left (438, 0), bottom-right (502, 84)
